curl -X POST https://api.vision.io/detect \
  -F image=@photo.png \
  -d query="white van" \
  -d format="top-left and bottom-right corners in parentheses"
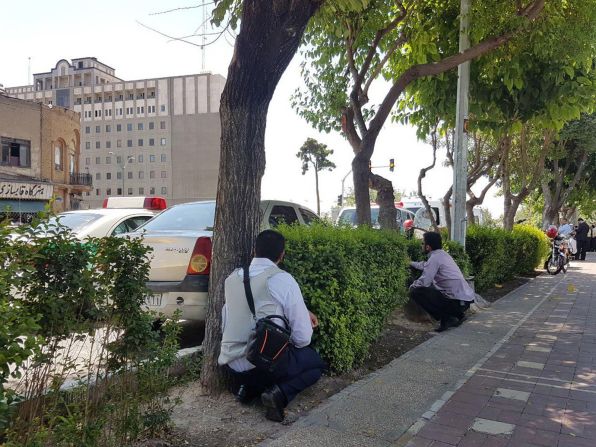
top-left (336, 205), bottom-right (415, 230)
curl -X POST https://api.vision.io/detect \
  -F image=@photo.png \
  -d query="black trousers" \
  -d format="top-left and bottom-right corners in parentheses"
top-left (410, 286), bottom-right (470, 322)
top-left (228, 346), bottom-right (326, 405)
top-left (577, 239), bottom-right (589, 260)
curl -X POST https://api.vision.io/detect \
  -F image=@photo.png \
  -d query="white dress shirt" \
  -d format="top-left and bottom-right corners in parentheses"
top-left (222, 257), bottom-right (313, 372)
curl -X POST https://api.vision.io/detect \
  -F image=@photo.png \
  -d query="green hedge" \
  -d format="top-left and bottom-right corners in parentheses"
top-left (466, 225), bottom-right (549, 291)
top-left (279, 224), bottom-right (410, 372)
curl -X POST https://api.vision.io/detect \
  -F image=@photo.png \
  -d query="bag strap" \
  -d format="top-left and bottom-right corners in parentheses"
top-left (243, 265), bottom-right (256, 319)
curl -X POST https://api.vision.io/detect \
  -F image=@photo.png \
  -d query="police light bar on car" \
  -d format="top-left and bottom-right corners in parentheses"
top-left (102, 196), bottom-right (167, 211)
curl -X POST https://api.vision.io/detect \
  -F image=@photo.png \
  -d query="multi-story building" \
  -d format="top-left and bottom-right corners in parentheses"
top-left (6, 57), bottom-right (224, 208)
top-left (0, 94), bottom-right (91, 222)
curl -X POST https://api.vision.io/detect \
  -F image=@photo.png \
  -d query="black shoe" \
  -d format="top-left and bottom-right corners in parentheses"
top-left (455, 315), bottom-right (467, 327)
top-left (235, 384), bottom-right (260, 405)
top-left (435, 316), bottom-right (460, 333)
top-left (261, 385), bottom-right (286, 422)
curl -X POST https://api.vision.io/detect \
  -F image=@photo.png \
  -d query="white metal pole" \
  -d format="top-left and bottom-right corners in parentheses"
top-left (451, 0), bottom-right (471, 247)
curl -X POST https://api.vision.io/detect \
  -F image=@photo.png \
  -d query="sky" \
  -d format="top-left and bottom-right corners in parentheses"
top-left (0, 0), bottom-right (503, 218)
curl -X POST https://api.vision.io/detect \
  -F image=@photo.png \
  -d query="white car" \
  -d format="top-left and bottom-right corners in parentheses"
top-left (127, 200), bottom-right (318, 322)
top-left (337, 205), bottom-right (415, 230)
top-left (42, 197), bottom-right (166, 239)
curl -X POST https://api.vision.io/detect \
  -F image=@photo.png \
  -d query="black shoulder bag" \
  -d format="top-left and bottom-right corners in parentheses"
top-left (243, 266), bottom-right (291, 373)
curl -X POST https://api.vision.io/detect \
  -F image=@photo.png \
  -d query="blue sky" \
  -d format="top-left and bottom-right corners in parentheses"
top-left (0, 0), bottom-right (502, 217)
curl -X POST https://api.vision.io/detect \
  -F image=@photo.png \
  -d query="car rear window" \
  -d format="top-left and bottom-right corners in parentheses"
top-left (46, 213), bottom-right (103, 232)
top-left (139, 202), bottom-right (216, 232)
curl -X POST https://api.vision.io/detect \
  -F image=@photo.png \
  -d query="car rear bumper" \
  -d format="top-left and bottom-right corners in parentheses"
top-left (145, 275), bottom-right (209, 322)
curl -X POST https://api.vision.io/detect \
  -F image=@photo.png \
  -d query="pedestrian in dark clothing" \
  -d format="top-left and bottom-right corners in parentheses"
top-left (590, 224), bottom-right (596, 252)
top-left (575, 218), bottom-right (590, 260)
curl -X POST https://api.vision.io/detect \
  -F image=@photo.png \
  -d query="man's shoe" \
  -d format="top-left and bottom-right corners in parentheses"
top-left (235, 384), bottom-right (259, 405)
top-left (435, 316), bottom-right (460, 333)
top-left (455, 315), bottom-right (467, 327)
top-left (261, 385), bottom-right (286, 422)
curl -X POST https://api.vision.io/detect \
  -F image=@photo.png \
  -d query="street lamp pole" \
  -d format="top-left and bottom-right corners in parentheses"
top-left (109, 152), bottom-right (135, 195)
top-left (452, 0), bottom-right (471, 247)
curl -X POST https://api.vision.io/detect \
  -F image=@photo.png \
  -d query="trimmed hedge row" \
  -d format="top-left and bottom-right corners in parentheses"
top-left (466, 224), bottom-right (549, 292)
top-left (279, 224), bottom-right (410, 372)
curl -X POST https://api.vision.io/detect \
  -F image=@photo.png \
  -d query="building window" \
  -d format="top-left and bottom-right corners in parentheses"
top-left (106, 156), bottom-right (111, 164)
top-left (161, 186), bottom-right (167, 194)
top-left (96, 141), bottom-right (101, 149)
top-left (96, 188), bottom-right (100, 196)
top-left (117, 140), bottom-right (122, 148)
top-left (138, 154), bottom-right (144, 163)
top-left (150, 171), bottom-right (155, 179)
top-left (149, 122), bottom-right (155, 130)
top-left (117, 188), bottom-right (122, 195)
top-left (106, 125), bottom-right (111, 132)
top-left (138, 123), bottom-right (143, 131)
top-left (127, 123), bottom-right (133, 131)
top-left (127, 140), bottom-right (133, 148)
top-left (161, 154), bottom-right (167, 162)
top-left (128, 187), bottom-right (133, 195)
top-left (160, 105), bottom-right (166, 112)
top-left (106, 141), bottom-right (111, 149)
top-left (96, 157), bottom-right (101, 164)
top-left (138, 139), bottom-right (143, 147)
top-left (54, 144), bottom-right (63, 171)
top-left (149, 155), bottom-right (156, 162)
top-left (138, 171), bottom-right (144, 179)
top-left (117, 171), bottom-right (122, 180)
top-left (85, 142), bottom-right (91, 150)
top-left (85, 126), bottom-right (90, 134)
top-left (160, 121), bottom-right (166, 130)
top-left (139, 187), bottom-right (144, 195)
top-left (106, 172), bottom-right (112, 180)
top-left (116, 124), bottom-right (122, 132)
top-left (1, 137), bottom-right (31, 168)
top-left (161, 171), bottom-right (167, 178)
top-left (96, 173), bottom-right (101, 180)
top-left (160, 138), bottom-right (166, 146)
top-left (85, 157), bottom-right (90, 165)
top-left (148, 105), bottom-right (156, 113)
top-left (116, 156), bottom-right (122, 164)
top-left (96, 126), bottom-right (100, 133)
top-left (150, 187), bottom-right (155, 195)
top-left (107, 188), bottom-right (112, 195)
top-left (149, 138), bottom-right (155, 146)
top-left (128, 171), bottom-right (133, 179)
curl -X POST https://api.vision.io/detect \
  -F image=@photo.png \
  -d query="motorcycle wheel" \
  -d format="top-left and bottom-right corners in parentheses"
top-left (546, 255), bottom-right (561, 275)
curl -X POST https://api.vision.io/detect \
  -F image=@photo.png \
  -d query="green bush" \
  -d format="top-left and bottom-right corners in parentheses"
top-left (279, 224), bottom-right (410, 372)
top-left (466, 225), bottom-right (548, 292)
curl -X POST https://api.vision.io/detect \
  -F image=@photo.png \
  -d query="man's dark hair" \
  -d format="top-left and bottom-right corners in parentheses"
top-left (423, 231), bottom-right (443, 250)
top-left (578, 218), bottom-right (584, 222)
top-left (255, 230), bottom-right (285, 262)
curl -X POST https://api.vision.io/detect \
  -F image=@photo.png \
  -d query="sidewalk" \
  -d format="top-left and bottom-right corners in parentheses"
top-left (261, 254), bottom-right (595, 447)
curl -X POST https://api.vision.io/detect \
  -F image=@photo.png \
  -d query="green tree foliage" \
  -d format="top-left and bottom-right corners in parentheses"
top-left (296, 137), bottom-right (337, 215)
top-left (293, 0), bottom-right (550, 228)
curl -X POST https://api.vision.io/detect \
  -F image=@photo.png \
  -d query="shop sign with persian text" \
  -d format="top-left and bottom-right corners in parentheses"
top-left (0, 182), bottom-right (53, 200)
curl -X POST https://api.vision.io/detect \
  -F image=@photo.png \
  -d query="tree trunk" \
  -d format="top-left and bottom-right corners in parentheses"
top-left (353, 152), bottom-right (372, 226)
top-left (466, 202), bottom-right (476, 225)
top-left (201, 0), bottom-right (320, 394)
top-left (443, 187), bottom-right (453, 237)
top-left (370, 173), bottom-right (396, 229)
top-left (315, 169), bottom-right (320, 215)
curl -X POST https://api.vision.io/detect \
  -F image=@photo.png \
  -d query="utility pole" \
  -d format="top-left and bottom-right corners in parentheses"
top-left (452, 0), bottom-right (471, 247)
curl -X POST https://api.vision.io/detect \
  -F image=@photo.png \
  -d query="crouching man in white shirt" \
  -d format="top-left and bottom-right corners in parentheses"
top-left (218, 230), bottom-right (326, 422)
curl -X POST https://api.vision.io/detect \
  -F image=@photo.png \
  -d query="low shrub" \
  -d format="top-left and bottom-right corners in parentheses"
top-left (466, 225), bottom-right (548, 291)
top-left (279, 224), bottom-right (410, 372)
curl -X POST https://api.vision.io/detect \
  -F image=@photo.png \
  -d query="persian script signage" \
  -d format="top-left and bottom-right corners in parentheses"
top-left (0, 182), bottom-right (54, 200)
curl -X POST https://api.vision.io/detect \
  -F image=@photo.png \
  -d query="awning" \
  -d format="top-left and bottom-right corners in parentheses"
top-left (0, 199), bottom-right (48, 213)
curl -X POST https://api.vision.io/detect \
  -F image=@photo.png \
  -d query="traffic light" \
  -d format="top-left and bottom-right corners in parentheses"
top-left (337, 195), bottom-right (343, 207)
top-left (389, 158), bottom-right (395, 172)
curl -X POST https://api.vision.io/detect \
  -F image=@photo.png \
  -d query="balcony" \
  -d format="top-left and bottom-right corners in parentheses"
top-left (70, 173), bottom-right (93, 186)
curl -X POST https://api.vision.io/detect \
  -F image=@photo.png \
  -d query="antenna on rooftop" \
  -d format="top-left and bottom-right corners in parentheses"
top-left (28, 57), bottom-right (31, 85)
top-left (200, 0), bottom-right (206, 71)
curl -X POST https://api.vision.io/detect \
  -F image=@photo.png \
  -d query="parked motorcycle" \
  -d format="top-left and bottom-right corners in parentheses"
top-left (544, 226), bottom-right (570, 275)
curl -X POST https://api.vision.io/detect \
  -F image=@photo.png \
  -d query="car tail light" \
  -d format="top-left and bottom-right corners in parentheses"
top-left (187, 237), bottom-right (212, 275)
top-left (143, 197), bottom-right (167, 210)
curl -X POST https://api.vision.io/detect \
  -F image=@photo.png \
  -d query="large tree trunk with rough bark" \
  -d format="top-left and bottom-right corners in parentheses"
top-left (370, 173), bottom-right (397, 229)
top-left (443, 187), bottom-right (453, 236)
top-left (201, 0), bottom-right (320, 394)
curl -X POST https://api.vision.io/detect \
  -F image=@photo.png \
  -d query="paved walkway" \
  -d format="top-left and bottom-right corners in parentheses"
top-left (261, 254), bottom-right (595, 447)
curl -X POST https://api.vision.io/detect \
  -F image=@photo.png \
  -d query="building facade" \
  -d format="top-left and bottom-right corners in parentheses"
top-left (0, 94), bottom-right (91, 222)
top-left (6, 58), bottom-right (224, 208)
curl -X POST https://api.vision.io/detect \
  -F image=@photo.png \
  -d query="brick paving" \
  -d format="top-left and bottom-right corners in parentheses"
top-left (406, 255), bottom-right (596, 447)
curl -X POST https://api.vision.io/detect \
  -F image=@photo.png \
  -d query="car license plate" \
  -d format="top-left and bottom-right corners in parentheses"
top-left (145, 294), bottom-right (163, 306)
